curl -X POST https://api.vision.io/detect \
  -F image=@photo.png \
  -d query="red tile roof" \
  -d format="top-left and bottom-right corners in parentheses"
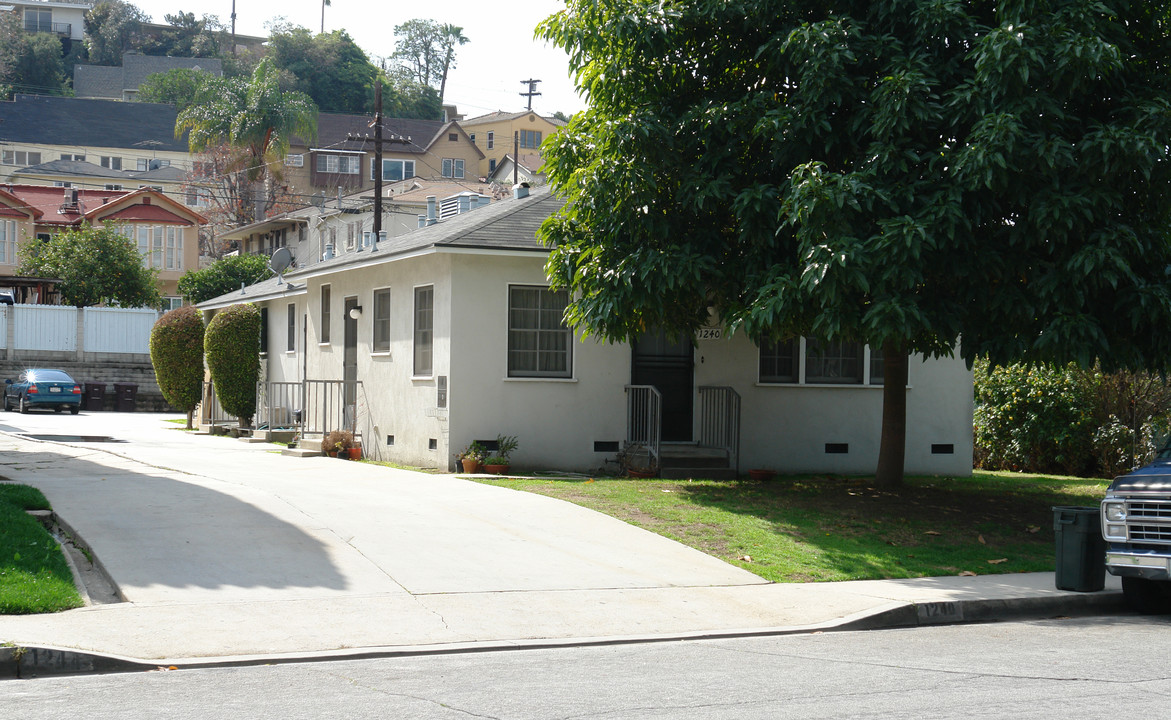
top-left (0, 184), bottom-right (204, 227)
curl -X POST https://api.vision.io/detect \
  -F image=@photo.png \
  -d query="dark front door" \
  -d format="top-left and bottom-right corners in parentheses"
top-left (632, 330), bottom-right (694, 442)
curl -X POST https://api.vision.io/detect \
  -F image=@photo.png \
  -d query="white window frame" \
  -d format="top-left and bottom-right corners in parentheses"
top-left (372, 287), bottom-right (391, 354)
top-left (758, 337), bottom-right (884, 386)
top-left (441, 158), bottom-right (465, 179)
top-left (0, 219), bottom-right (16, 265)
top-left (316, 153), bottom-right (361, 175)
top-left (373, 158), bottom-right (415, 182)
top-left (507, 285), bottom-right (573, 379)
top-left (100, 156), bottom-right (122, 170)
top-left (320, 284), bottom-right (331, 344)
top-left (287, 303), bottom-right (296, 353)
top-left (413, 285), bottom-right (433, 377)
top-left (487, 131), bottom-right (494, 150)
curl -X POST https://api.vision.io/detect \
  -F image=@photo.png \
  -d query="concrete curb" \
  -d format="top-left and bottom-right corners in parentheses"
top-left (0, 587), bottom-right (1127, 679)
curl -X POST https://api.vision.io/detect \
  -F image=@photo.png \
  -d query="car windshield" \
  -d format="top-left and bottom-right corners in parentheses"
top-left (28, 370), bottom-right (73, 383)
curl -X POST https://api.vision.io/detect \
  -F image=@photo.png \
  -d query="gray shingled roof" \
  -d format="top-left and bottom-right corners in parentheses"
top-left (13, 159), bottom-right (131, 180)
top-left (295, 113), bottom-right (447, 155)
top-left (0, 95), bottom-right (188, 151)
top-left (74, 54), bottom-right (223, 100)
top-left (199, 186), bottom-right (564, 309)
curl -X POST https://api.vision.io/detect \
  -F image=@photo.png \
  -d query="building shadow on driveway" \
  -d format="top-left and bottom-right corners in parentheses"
top-left (0, 445), bottom-right (349, 599)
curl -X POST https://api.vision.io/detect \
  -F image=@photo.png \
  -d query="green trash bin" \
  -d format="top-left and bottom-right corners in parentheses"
top-left (1052, 506), bottom-right (1106, 591)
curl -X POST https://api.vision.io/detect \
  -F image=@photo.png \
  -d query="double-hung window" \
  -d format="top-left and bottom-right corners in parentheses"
top-left (100, 156), bottom-right (122, 170)
top-left (508, 286), bottom-right (572, 378)
top-left (441, 158), bottom-right (465, 179)
top-left (0, 220), bottom-right (15, 265)
top-left (758, 338), bottom-right (883, 385)
top-left (373, 288), bottom-right (391, 353)
top-left (487, 131), bottom-right (494, 150)
top-left (413, 286), bottom-right (433, 376)
top-left (316, 154), bottom-right (360, 174)
top-left (519, 130), bottom-right (542, 148)
top-left (2, 150), bottom-right (40, 166)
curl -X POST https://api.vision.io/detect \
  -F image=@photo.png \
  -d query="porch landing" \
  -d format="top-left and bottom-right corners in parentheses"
top-left (659, 444), bottom-right (737, 480)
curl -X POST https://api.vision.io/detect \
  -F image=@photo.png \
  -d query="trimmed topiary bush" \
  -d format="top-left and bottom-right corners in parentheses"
top-left (149, 305), bottom-right (205, 429)
top-left (204, 303), bottom-right (261, 428)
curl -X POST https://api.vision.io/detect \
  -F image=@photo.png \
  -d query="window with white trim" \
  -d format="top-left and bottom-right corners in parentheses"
top-left (487, 132), bottom-right (494, 150)
top-left (320, 285), bottom-right (331, 343)
top-left (2, 150), bottom-right (41, 166)
top-left (441, 158), bottom-right (465, 179)
top-left (59, 153), bottom-right (85, 162)
top-left (316, 154), bottom-right (361, 174)
top-left (100, 156), bottom-right (122, 170)
top-left (287, 303), bottom-right (296, 352)
top-left (373, 158), bottom-right (415, 182)
top-left (413, 286), bottom-right (433, 376)
top-left (758, 338), bottom-right (884, 385)
top-left (373, 288), bottom-right (391, 353)
top-left (0, 220), bottom-right (16, 265)
top-left (163, 297), bottom-right (183, 312)
top-left (508, 286), bottom-right (572, 378)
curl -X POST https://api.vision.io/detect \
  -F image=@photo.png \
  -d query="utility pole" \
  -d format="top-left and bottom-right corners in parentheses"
top-left (519, 79), bottom-right (542, 111)
top-left (513, 131), bottom-right (519, 187)
top-left (348, 80), bottom-right (411, 241)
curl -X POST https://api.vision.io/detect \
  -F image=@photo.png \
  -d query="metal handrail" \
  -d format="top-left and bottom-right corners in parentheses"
top-left (698, 385), bottom-right (741, 476)
top-left (625, 384), bottom-right (662, 470)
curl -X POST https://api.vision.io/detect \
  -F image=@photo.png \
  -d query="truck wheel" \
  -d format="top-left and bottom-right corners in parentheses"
top-left (1122, 577), bottom-right (1169, 613)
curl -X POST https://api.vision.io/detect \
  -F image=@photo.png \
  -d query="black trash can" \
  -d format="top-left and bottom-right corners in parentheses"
top-left (83, 383), bottom-right (106, 411)
top-left (112, 382), bottom-right (138, 412)
top-left (1053, 506), bottom-right (1107, 591)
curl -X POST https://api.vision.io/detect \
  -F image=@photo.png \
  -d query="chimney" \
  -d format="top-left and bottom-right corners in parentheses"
top-left (418, 214), bottom-right (426, 229)
top-left (323, 241), bottom-right (334, 261)
top-left (426, 196), bottom-right (438, 226)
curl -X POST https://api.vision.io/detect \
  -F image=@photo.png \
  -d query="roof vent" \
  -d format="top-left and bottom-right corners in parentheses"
top-left (142, 196), bottom-right (151, 205)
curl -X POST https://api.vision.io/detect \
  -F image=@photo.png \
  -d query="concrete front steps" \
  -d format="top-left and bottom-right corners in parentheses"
top-left (659, 444), bottom-right (738, 480)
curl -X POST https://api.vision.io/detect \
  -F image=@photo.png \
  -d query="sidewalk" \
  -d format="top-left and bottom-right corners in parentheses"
top-left (0, 414), bottom-right (1124, 676)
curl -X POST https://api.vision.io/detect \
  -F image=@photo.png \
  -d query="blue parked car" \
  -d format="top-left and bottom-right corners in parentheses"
top-left (3, 369), bottom-right (82, 414)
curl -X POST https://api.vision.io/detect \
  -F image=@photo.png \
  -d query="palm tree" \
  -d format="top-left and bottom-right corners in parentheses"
top-left (321, 0), bottom-right (331, 34)
top-left (176, 58), bottom-right (317, 223)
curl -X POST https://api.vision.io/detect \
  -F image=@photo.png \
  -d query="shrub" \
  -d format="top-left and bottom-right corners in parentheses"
top-left (204, 303), bottom-right (260, 428)
top-left (973, 359), bottom-right (1097, 476)
top-left (975, 359), bottom-right (1171, 477)
top-left (321, 430), bottom-right (354, 454)
top-left (149, 306), bottom-right (205, 429)
top-left (177, 254), bottom-right (273, 305)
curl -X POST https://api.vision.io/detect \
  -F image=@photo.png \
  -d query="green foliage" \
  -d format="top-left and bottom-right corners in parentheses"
top-left (537, 0), bottom-right (1171, 483)
top-left (150, 306), bottom-right (206, 428)
top-left (177, 254), bottom-right (273, 305)
top-left (139, 11), bottom-right (225, 58)
top-left (975, 359), bottom-right (1171, 477)
top-left (6, 32), bottom-right (67, 96)
top-left (974, 361), bottom-right (1098, 476)
top-left (204, 303), bottom-right (260, 427)
top-left (494, 435), bottom-right (519, 461)
top-left (18, 223), bottom-right (161, 308)
top-left (267, 25), bottom-right (379, 114)
top-left (176, 58), bottom-right (318, 183)
top-left (0, 484), bottom-right (83, 614)
top-left (84, 0), bottom-right (148, 66)
top-left (456, 441), bottom-right (487, 463)
top-left (136, 67), bottom-right (212, 110)
top-left (391, 19), bottom-right (468, 104)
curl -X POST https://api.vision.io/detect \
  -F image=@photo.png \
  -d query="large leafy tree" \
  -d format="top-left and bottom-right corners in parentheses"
top-left (150, 305), bottom-right (205, 429)
top-left (176, 58), bottom-right (317, 222)
top-left (19, 223), bottom-right (162, 308)
top-left (84, 0), bottom-right (148, 65)
top-left (267, 25), bottom-right (378, 113)
top-left (177, 254), bottom-right (273, 305)
top-left (392, 19), bottom-right (468, 106)
top-left (136, 67), bottom-right (212, 110)
top-left (140, 11), bottom-right (225, 58)
top-left (538, 0), bottom-right (1171, 486)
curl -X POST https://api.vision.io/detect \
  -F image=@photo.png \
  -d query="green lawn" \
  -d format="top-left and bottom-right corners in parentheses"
top-left (0, 484), bottom-right (84, 614)
top-left (474, 470), bottom-right (1109, 582)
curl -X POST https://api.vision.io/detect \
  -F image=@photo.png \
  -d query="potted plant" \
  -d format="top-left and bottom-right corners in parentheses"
top-left (456, 441), bottom-right (487, 473)
top-left (322, 429), bottom-right (354, 459)
top-left (483, 435), bottom-right (518, 475)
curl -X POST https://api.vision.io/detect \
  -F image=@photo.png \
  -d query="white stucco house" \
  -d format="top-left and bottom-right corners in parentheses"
top-left (197, 186), bottom-right (974, 477)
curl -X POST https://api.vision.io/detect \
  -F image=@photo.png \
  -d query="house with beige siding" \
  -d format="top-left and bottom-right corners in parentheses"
top-left (198, 186), bottom-right (973, 478)
top-left (460, 111), bottom-right (565, 178)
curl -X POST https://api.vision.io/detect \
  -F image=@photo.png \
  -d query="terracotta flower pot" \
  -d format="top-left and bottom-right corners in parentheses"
top-left (748, 469), bottom-right (776, 482)
top-left (462, 458), bottom-right (481, 473)
top-left (348, 447), bottom-right (362, 460)
top-left (483, 464), bottom-right (510, 475)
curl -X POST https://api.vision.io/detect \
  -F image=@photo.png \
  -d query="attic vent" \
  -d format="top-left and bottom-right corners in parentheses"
top-left (142, 197), bottom-right (151, 205)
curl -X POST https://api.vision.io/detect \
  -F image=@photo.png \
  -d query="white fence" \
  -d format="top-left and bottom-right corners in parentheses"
top-left (0, 304), bottom-right (158, 354)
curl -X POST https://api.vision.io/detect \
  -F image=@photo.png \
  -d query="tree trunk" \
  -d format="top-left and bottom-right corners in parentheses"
top-left (875, 343), bottom-right (909, 488)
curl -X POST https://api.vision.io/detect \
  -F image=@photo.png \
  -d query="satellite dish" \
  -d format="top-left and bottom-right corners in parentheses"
top-left (270, 247), bottom-right (293, 274)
